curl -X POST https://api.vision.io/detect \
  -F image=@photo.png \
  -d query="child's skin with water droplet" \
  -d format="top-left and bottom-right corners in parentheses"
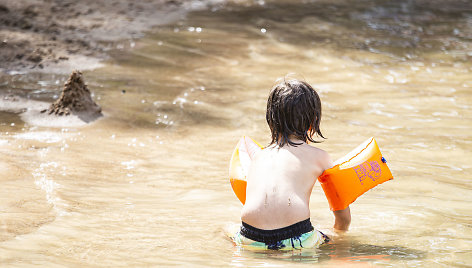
top-left (241, 78), bottom-right (351, 232)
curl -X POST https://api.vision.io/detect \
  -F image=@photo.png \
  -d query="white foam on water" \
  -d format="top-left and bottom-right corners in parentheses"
top-left (0, 96), bottom-right (87, 127)
top-left (20, 109), bottom-right (87, 128)
top-left (14, 132), bottom-right (64, 143)
top-left (32, 162), bottom-right (68, 216)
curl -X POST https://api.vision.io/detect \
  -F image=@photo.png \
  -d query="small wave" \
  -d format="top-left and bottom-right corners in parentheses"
top-left (14, 131), bottom-right (64, 143)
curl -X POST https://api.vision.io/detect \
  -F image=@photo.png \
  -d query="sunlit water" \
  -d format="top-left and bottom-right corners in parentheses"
top-left (1, 0), bottom-right (471, 266)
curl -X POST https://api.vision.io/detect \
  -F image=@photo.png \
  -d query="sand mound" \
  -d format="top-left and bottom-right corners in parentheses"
top-left (42, 70), bottom-right (102, 122)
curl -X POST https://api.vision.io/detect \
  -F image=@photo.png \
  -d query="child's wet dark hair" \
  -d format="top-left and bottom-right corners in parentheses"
top-left (266, 78), bottom-right (325, 147)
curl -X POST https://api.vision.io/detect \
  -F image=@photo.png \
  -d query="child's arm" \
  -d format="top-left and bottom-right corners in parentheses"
top-left (321, 150), bottom-right (352, 231)
top-left (333, 206), bottom-right (351, 231)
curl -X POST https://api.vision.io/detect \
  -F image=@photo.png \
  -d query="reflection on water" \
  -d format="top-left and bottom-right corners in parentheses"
top-left (232, 237), bottom-right (426, 265)
top-left (0, 0), bottom-right (471, 266)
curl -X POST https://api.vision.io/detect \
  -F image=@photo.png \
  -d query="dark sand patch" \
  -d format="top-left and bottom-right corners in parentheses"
top-left (0, 0), bottom-right (203, 74)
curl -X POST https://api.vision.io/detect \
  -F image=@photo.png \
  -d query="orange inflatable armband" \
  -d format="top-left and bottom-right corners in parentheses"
top-left (228, 137), bottom-right (393, 210)
top-left (229, 136), bottom-right (262, 204)
top-left (318, 137), bottom-right (393, 211)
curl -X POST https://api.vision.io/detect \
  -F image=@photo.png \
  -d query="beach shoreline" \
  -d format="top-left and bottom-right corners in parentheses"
top-left (0, 0), bottom-right (217, 75)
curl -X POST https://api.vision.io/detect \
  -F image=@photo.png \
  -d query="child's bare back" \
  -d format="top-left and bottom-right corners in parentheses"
top-left (241, 140), bottom-right (332, 229)
top-left (231, 78), bottom-right (350, 250)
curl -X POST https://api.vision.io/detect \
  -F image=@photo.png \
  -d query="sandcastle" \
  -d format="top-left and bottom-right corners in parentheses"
top-left (42, 70), bottom-right (102, 122)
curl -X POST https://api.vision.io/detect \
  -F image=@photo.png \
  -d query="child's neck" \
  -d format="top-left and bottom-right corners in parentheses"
top-left (270, 136), bottom-right (306, 148)
top-left (287, 135), bottom-right (306, 144)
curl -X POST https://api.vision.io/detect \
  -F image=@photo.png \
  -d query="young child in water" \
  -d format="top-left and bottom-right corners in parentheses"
top-left (232, 78), bottom-right (351, 250)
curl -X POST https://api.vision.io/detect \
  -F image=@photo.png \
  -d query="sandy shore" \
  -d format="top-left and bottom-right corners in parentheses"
top-left (0, 0), bottom-right (217, 74)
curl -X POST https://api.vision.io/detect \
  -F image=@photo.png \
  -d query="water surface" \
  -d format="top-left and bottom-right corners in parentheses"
top-left (1, 0), bottom-right (471, 266)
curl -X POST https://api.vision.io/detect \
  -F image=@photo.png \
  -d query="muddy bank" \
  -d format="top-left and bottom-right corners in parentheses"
top-left (0, 0), bottom-right (218, 74)
top-left (1, 0), bottom-right (471, 74)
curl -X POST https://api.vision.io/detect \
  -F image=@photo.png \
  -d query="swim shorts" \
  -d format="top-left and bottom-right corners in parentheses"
top-left (230, 219), bottom-right (330, 250)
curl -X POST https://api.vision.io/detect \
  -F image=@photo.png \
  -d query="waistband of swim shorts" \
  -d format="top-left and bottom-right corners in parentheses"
top-left (240, 218), bottom-right (314, 244)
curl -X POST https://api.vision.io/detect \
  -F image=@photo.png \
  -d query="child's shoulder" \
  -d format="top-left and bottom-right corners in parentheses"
top-left (304, 143), bottom-right (328, 155)
top-left (304, 144), bottom-right (333, 169)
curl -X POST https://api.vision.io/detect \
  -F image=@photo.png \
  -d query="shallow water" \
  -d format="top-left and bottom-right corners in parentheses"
top-left (1, 0), bottom-right (471, 266)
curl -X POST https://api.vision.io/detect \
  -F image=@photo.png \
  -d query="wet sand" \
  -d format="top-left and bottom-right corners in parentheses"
top-left (0, 0), bottom-right (201, 73)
